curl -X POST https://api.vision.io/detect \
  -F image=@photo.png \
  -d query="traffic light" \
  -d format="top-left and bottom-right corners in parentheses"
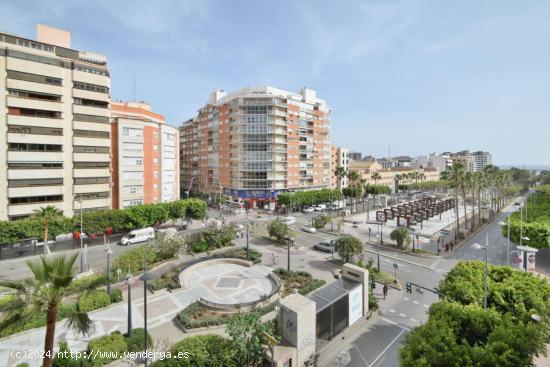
top-left (406, 282), bottom-right (412, 293)
top-left (371, 275), bottom-right (376, 289)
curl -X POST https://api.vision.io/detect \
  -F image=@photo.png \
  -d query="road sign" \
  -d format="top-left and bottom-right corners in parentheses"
top-left (393, 263), bottom-right (398, 269)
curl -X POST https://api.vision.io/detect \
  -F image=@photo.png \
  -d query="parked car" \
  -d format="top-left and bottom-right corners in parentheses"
top-left (120, 227), bottom-right (155, 246)
top-left (302, 206), bottom-right (315, 214)
top-left (280, 216), bottom-right (296, 225)
top-left (301, 226), bottom-right (317, 234)
top-left (514, 202), bottom-right (521, 206)
top-left (313, 204), bottom-right (326, 211)
top-left (315, 239), bottom-right (336, 252)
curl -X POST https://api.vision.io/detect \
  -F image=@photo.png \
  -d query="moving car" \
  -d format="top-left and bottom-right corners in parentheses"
top-left (315, 239), bottom-right (336, 252)
top-left (280, 216), bottom-right (296, 225)
top-left (120, 227), bottom-right (155, 246)
top-left (302, 206), bottom-right (314, 213)
top-left (301, 225), bottom-right (317, 234)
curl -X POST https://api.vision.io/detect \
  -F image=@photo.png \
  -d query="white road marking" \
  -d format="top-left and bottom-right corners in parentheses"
top-left (389, 309), bottom-right (396, 313)
top-left (399, 313), bottom-right (406, 317)
top-left (410, 318), bottom-right (418, 323)
top-left (403, 297), bottom-right (410, 301)
top-left (413, 300), bottom-right (419, 305)
top-left (368, 329), bottom-right (406, 367)
top-left (423, 304), bottom-right (429, 308)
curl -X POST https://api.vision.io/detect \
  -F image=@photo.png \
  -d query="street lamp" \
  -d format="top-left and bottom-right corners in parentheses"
top-left (75, 194), bottom-right (85, 273)
top-left (139, 269), bottom-right (156, 366)
top-left (105, 246), bottom-right (113, 295)
top-left (126, 268), bottom-right (133, 337)
top-left (368, 227), bottom-right (371, 244)
top-left (185, 176), bottom-right (196, 199)
top-left (498, 220), bottom-right (511, 265)
top-left (471, 232), bottom-right (489, 310)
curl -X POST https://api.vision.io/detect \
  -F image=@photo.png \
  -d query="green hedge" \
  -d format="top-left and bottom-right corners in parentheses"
top-left (276, 189), bottom-right (342, 207)
top-left (0, 198), bottom-right (207, 245)
top-left (504, 191), bottom-right (550, 249)
top-left (87, 331), bottom-right (127, 366)
top-left (124, 328), bottom-right (152, 352)
top-left (0, 302), bottom-right (76, 338)
top-left (178, 301), bottom-right (277, 329)
top-left (77, 291), bottom-right (111, 312)
top-left (152, 335), bottom-right (236, 367)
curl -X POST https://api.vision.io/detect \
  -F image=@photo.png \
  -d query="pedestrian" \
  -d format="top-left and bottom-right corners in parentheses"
top-left (445, 243), bottom-right (449, 252)
top-left (450, 241), bottom-right (454, 251)
top-left (383, 282), bottom-right (389, 300)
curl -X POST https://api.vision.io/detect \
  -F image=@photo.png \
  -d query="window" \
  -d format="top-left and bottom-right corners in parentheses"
top-left (9, 195), bottom-right (63, 205)
top-left (8, 143), bottom-right (62, 152)
top-left (129, 187), bottom-right (137, 193)
top-left (8, 125), bottom-right (62, 136)
top-left (154, 171), bottom-right (159, 178)
top-left (73, 114), bottom-right (109, 124)
top-left (80, 192), bottom-right (109, 200)
top-left (153, 145), bottom-right (158, 151)
top-left (8, 107), bottom-right (61, 119)
top-left (73, 82), bottom-right (109, 94)
top-left (73, 146), bottom-right (109, 153)
top-left (74, 63), bottom-right (109, 76)
top-left (122, 127), bottom-right (142, 137)
top-left (7, 70), bottom-right (62, 86)
top-left (136, 159), bottom-right (143, 166)
top-left (153, 184), bottom-right (159, 190)
top-left (9, 178), bottom-right (63, 187)
top-left (73, 162), bottom-right (109, 168)
top-left (74, 177), bottom-right (109, 185)
top-left (73, 98), bottom-right (108, 108)
top-left (153, 158), bottom-right (159, 164)
top-left (8, 162), bottom-right (63, 169)
top-left (73, 130), bottom-right (110, 138)
top-left (8, 89), bottom-right (61, 102)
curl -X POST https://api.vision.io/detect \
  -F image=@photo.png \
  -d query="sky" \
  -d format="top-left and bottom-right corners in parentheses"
top-left (1, 0), bottom-right (549, 166)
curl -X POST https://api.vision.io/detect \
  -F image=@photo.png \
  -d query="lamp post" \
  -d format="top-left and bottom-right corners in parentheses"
top-left (139, 265), bottom-right (156, 366)
top-left (499, 219), bottom-right (511, 265)
top-left (471, 233), bottom-right (489, 310)
top-left (246, 216), bottom-right (250, 261)
top-left (368, 227), bottom-right (371, 244)
top-left (76, 194), bottom-right (84, 273)
top-left (186, 176), bottom-right (196, 199)
top-left (126, 268), bottom-right (133, 337)
top-left (105, 246), bottom-right (113, 295)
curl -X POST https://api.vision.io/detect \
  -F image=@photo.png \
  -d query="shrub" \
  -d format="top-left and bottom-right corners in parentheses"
top-left (192, 240), bottom-right (209, 253)
top-left (0, 302), bottom-right (76, 338)
top-left (390, 227), bottom-right (412, 249)
top-left (87, 331), bottom-right (127, 367)
top-left (111, 245), bottom-right (158, 276)
top-left (312, 214), bottom-right (329, 229)
top-left (77, 291), bottom-right (111, 312)
top-left (153, 334), bottom-right (236, 367)
top-left (124, 328), bottom-right (152, 352)
top-left (110, 288), bottom-right (123, 303)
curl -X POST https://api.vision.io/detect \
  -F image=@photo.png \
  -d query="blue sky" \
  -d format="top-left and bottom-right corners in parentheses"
top-left (2, 0), bottom-right (549, 166)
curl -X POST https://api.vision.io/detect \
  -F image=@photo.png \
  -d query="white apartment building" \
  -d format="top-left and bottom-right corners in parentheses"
top-left (111, 102), bottom-right (179, 209)
top-left (417, 154), bottom-right (452, 172)
top-left (471, 151), bottom-right (492, 172)
top-left (331, 145), bottom-right (349, 189)
top-left (0, 25), bottom-right (111, 220)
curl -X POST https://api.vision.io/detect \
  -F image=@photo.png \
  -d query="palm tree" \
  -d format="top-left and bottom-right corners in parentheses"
top-left (464, 172), bottom-right (475, 229)
top-left (347, 171), bottom-right (360, 187)
top-left (334, 166), bottom-right (347, 188)
top-left (371, 172), bottom-right (381, 187)
top-left (449, 162), bottom-right (465, 237)
top-left (33, 206), bottom-right (63, 255)
top-left (0, 255), bottom-right (102, 367)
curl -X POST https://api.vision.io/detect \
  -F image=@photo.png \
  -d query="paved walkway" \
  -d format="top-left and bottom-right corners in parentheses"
top-left (0, 262), bottom-right (273, 367)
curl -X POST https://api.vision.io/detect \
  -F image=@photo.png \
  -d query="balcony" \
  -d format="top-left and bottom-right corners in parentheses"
top-left (8, 168), bottom-right (63, 180)
top-left (73, 104), bottom-right (110, 117)
top-left (7, 133), bottom-right (64, 145)
top-left (73, 88), bottom-right (110, 103)
top-left (7, 57), bottom-right (63, 79)
top-left (7, 96), bottom-right (64, 112)
top-left (9, 185), bottom-right (64, 198)
top-left (73, 153), bottom-right (110, 162)
top-left (8, 151), bottom-right (64, 162)
top-left (73, 70), bottom-right (110, 87)
top-left (73, 136), bottom-right (110, 147)
top-left (73, 168), bottom-right (110, 178)
top-left (6, 78), bottom-right (63, 96)
top-left (8, 202), bottom-right (64, 217)
top-left (74, 183), bottom-right (110, 194)
top-left (74, 197), bottom-right (111, 210)
top-left (7, 113), bottom-right (63, 129)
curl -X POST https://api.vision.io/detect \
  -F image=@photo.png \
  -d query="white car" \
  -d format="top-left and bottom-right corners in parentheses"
top-left (302, 207), bottom-right (314, 214)
top-left (313, 204), bottom-right (326, 211)
top-left (280, 216), bottom-right (296, 225)
top-left (301, 226), bottom-right (317, 234)
top-left (120, 227), bottom-right (155, 246)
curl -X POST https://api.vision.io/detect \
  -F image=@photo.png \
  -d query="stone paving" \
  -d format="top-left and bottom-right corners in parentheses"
top-left (0, 263), bottom-right (274, 367)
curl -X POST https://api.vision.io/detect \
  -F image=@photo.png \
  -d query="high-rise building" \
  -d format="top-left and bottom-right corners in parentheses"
top-left (471, 151), bottom-right (492, 172)
top-left (330, 145), bottom-right (349, 189)
top-left (111, 101), bottom-right (179, 209)
top-left (349, 151), bottom-right (362, 161)
top-left (179, 86), bottom-right (331, 209)
top-left (0, 25), bottom-right (111, 221)
top-left (417, 153), bottom-right (452, 172)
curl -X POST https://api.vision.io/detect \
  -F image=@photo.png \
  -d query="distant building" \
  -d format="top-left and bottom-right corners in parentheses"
top-left (330, 146), bottom-right (349, 189)
top-left (471, 151), bottom-right (492, 172)
top-left (417, 154), bottom-right (452, 172)
top-left (111, 102), bottom-right (179, 209)
top-left (349, 151), bottom-right (362, 161)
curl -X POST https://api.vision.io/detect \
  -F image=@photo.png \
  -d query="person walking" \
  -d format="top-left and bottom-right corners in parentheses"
top-left (383, 282), bottom-right (389, 300)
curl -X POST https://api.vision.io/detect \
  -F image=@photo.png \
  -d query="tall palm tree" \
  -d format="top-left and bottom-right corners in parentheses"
top-left (347, 171), bottom-right (360, 187)
top-left (0, 255), bottom-right (103, 367)
top-left (334, 166), bottom-right (347, 190)
top-left (449, 162), bottom-right (466, 237)
top-left (370, 172), bottom-right (382, 206)
top-left (464, 172), bottom-right (475, 229)
top-left (394, 174), bottom-right (403, 194)
top-left (33, 206), bottom-right (63, 255)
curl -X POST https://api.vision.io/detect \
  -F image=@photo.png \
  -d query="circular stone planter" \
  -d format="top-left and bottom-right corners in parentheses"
top-left (179, 258), bottom-right (282, 313)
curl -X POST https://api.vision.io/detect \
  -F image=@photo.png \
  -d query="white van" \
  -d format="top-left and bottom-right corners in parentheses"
top-left (120, 227), bottom-right (155, 246)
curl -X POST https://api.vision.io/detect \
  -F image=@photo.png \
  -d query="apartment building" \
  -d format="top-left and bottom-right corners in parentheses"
top-left (0, 25), bottom-right (111, 221)
top-left (330, 145), bottom-right (349, 190)
top-left (111, 101), bottom-right (179, 209)
top-left (417, 153), bottom-right (452, 172)
top-left (350, 161), bottom-right (440, 193)
top-left (471, 151), bottom-right (492, 172)
top-left (180, 86), bottom-right (331, 209)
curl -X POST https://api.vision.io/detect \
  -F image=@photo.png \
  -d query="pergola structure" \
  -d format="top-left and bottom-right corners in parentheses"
top-left (376, 197), bottom-right (455, 227)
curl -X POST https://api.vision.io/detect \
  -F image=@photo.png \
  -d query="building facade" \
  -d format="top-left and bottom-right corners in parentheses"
top-left (179, 86), bottom-right (331, 209)
top-left (350, 161), bottom-right (440, 192)
top-left (330, 145), bottom-right (349, 190)
top-left (111, 101), bottom-right (179, 209)
top-left (417, 153), bottom-right (452, 172)
top-left (471, 151), bottom-right (492, 172)
top-left (0, 25), bottom-right (111, 221)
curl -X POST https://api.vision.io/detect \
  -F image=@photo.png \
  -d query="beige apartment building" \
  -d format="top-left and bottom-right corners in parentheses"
top-left (349, 161), bottom-right (440, 192)
top-left (330, 145), bottom-right (349, 190)
top-left (180, 86), bottom-right (331, 208)
top-left (0, 25), bottom-right (111, 220)
top-left (111, 101), bottom-right (179, 209)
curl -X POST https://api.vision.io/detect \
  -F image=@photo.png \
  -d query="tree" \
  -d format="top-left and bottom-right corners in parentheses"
top-left (226, 313), bottom-right (270, 367)
top-left (347, 171), bottom-right (360, 187)
top-left (33, 206), bottom-right (63, 255)
top-left (334, 166), bottom-right (347, 183)
top-left (267, 220), bottom-right (291, 243)
top-left (390, 227), bottom-right (411, 249)
top-left (312, 214), bottom-right (329, 229)
top-left (335, 235), bottom-right (363, 264)
top-left (400, 301), bottom-right (546, 367)
top-left (155, 334), bottom-right (236, 367)
top-left (0, 254), bottom-right (103, 367)
top-left (449, 162), bottom-right (466, 237)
